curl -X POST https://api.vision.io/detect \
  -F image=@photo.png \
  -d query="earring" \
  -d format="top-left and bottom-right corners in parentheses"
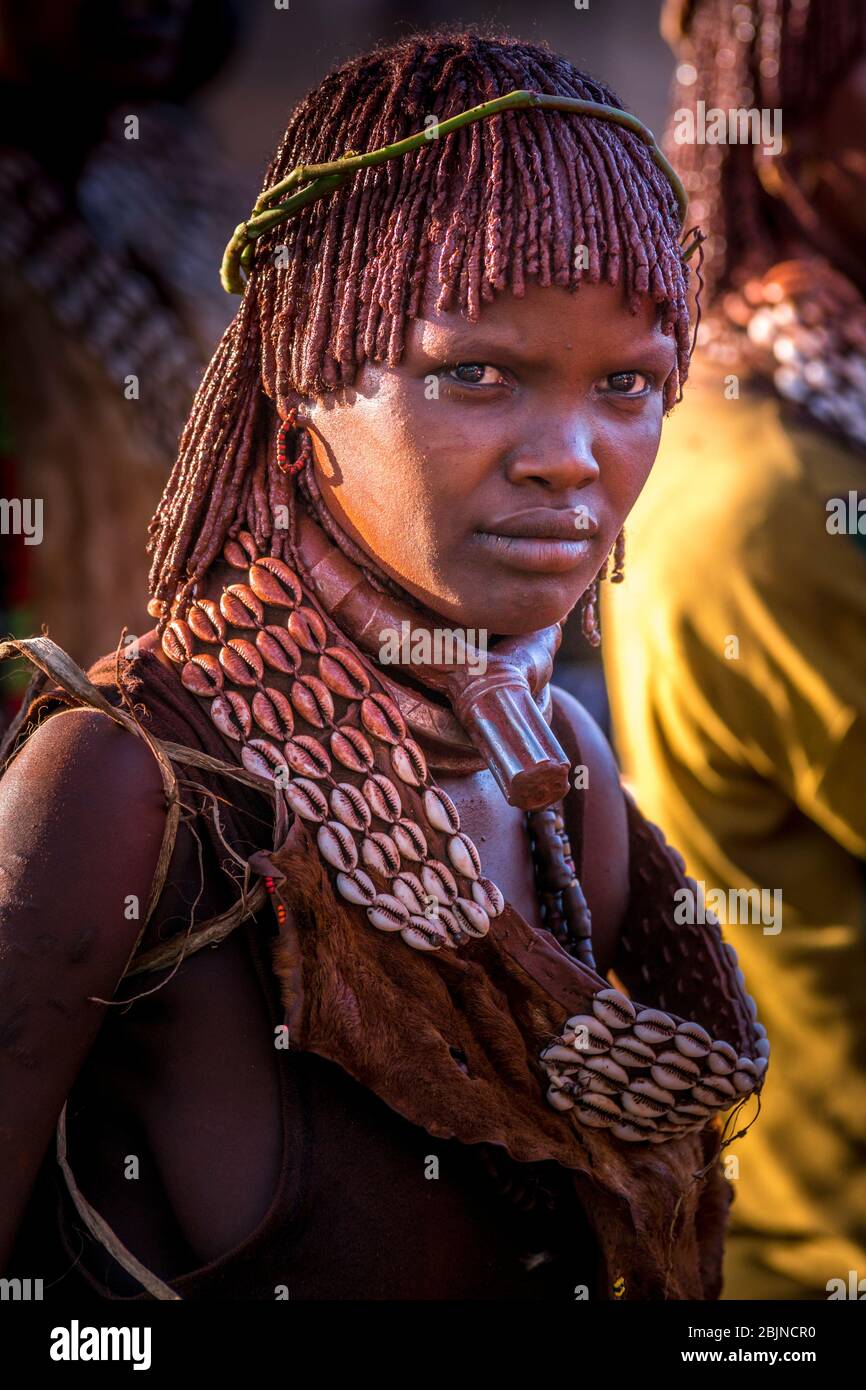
top-left (611, 527), bottom-right (625, 583)
top-left (276, 406), bottom-right (312, 477)
top-left (580, 578), bottom-right (602, 647)
top-left (579, 529), bottom-right (625, 647)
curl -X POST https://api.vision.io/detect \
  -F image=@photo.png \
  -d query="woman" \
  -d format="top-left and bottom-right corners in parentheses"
top-left (0, 31), bottom-right (766, 1301)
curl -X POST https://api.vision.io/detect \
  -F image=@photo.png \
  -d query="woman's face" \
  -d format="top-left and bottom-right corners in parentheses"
top-left (304, 268), bottom-right (678, 635)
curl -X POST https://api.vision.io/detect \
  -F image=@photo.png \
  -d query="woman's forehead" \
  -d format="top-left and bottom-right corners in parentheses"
top-left (404, 278), bottom-right (671, 360)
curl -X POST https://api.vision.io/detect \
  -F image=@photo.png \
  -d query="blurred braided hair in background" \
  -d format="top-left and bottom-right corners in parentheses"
top-left (662, 0), bottom-right (866, 303)
top-left (147, 29), bottom-right (693, 629)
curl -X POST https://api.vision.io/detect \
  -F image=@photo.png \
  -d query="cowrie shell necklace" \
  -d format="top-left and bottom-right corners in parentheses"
top-left (159, 528), bottom-right (546, 956)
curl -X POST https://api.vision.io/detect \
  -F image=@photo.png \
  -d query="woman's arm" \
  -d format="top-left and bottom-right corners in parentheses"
top-left (0, 707), bottom-right (167, 1269)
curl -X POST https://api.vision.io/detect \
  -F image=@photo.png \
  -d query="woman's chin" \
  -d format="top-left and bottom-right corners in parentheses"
top-left (393, 560), bottom-right (590, 636)
top-left (447, 574), bottom-right (587, 637)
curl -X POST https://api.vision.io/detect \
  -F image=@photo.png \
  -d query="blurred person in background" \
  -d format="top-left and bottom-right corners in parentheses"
top-left (603, 0), bottom-right (866, 1299)
top-left (0, 0), bottom-right (243, 715)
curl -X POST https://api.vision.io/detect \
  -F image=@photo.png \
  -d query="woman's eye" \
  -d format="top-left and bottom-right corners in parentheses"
top-left (603, 370), bottom-right (652, 396)
top-left (445, 362), bottom-right (507, 387)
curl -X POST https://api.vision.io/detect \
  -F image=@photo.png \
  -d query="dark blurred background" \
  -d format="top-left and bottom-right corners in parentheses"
top-left (203, 0), bottom-right (674, 179)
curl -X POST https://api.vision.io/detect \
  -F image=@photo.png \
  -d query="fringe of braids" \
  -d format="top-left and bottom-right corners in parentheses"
top-left (147, 30), bottom-right (692, 628)
top-left (662, 0), bottom-right (866, 301)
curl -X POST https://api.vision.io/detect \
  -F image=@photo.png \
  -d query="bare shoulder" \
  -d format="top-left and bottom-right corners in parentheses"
top-left (550, 684), bottom-right (629, 972)
top-left (0, 705), bottom-right (168, 957)
top-left (2, 702), bottom-right (167, 825)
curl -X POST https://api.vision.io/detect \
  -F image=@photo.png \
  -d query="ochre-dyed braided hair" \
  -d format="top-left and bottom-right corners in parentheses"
top-left (147, 30), bottom-right (694, 628)
top-left (662, 0), bottom-right (866, 302)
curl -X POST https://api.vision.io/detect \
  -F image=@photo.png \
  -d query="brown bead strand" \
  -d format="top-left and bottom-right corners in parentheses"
top-left (579, 553), bottom-right (608, 648)
top-left (525, 802), bottom-right (596, 973)
top-left (579, 579), bottom-right (601, 648)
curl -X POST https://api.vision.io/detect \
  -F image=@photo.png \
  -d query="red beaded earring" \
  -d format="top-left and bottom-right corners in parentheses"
top-left (276, 406), bottom-right (313, 477)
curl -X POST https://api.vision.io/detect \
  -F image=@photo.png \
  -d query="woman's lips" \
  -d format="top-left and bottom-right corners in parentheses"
top-left (473, 531), bottom-right (595, 572)
top-left (473, 507), bottom-right (599, 574)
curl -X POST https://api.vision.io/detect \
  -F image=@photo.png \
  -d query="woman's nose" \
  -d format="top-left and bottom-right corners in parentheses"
top-left (503, 422), bottom-right (600, 490)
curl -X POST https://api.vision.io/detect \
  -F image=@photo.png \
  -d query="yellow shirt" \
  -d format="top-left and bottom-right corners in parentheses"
top-left (602, 355), bottom-right (866, 1301)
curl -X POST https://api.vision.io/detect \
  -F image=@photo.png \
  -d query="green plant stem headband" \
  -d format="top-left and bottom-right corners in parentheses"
top-left (220, 88), bottom-right (699, 294)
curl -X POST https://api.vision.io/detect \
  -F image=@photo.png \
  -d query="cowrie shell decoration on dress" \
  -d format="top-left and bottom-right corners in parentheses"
top-left (540, 963), bottom-right (769, 1143)
top-left (161, 529), bottom-right (769, 1145)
